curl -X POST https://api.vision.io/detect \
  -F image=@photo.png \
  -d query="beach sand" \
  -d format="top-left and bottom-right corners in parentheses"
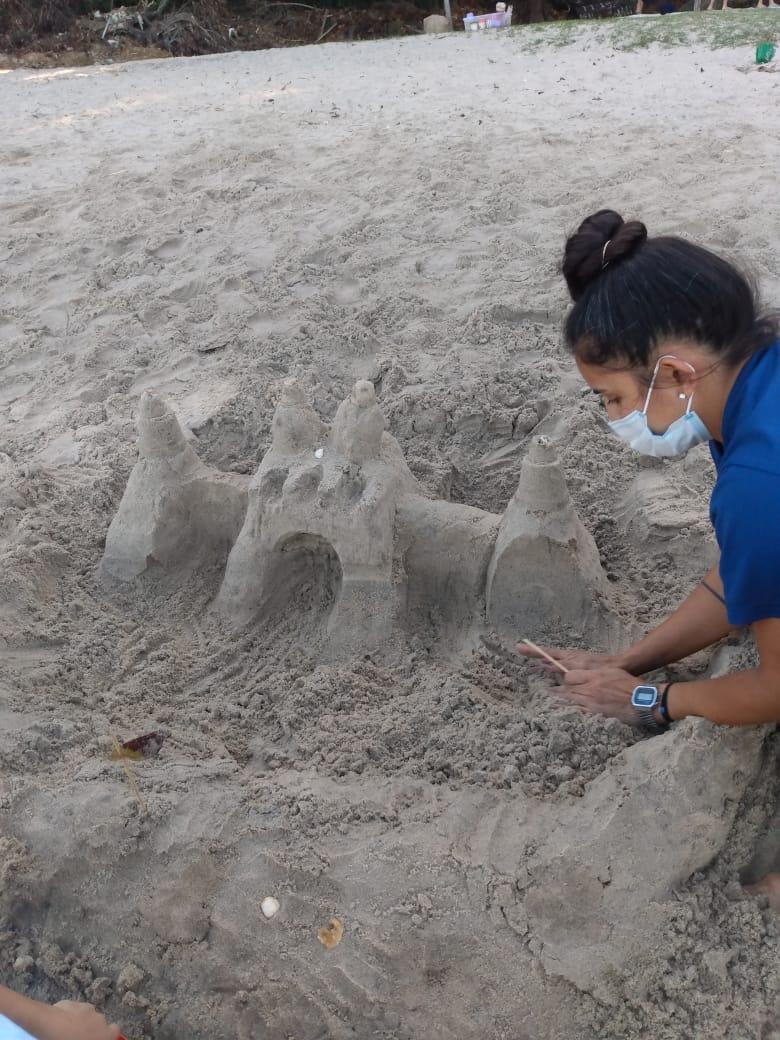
top-left (0, 24), bottom-right (778, 1039)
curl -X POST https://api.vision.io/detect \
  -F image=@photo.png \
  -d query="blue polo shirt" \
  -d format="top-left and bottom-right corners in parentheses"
top-left (710, 341), bottom-right (780, 626)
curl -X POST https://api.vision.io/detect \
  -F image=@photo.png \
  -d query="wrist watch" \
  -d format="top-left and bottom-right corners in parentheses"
top-left (631, 684), bottom-right (669, 733)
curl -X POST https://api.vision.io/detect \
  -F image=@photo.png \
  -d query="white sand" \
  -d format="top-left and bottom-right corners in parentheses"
top-left (0, 26), bottom-right (778, 1040)
top-left (1, 33), bottom-right (778, 433)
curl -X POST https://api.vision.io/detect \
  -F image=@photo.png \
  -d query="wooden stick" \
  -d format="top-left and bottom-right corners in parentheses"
top-left (519, 639), bottom-right (569, 674)
top-left (315, 18), bottom-right (338, 43)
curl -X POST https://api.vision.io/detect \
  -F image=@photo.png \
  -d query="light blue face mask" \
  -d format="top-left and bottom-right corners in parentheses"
top-left (607, 354), bottom-right (711, 458)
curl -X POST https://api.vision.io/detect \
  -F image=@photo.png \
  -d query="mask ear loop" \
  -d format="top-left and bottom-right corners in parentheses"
top-left (642, 354), bottom-right (697, 416)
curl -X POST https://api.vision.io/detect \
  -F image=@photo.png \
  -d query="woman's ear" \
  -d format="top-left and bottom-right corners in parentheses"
top-left (663, 357), bottom-right (697, 397)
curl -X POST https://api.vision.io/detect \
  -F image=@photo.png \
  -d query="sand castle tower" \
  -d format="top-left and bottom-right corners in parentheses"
top-left (266, 378), bottom-right (327, 461)
top-left (486, 436), bottom-right (611, 644)
top-left (101, 394), bottom-right (247, 581)
top-left (216, 380), bottom-right (419, 651)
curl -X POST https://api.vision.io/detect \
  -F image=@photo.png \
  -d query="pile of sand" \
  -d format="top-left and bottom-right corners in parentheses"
top-left (0, 27), bottom-right (778, 1040)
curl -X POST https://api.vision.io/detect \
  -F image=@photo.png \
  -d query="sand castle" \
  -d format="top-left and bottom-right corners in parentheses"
top-left (103, 381), bottom-right (616, 649)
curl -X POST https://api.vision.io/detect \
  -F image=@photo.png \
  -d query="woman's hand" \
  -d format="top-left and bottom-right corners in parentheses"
top-left (516, 642), bottom-right (626, 673)
top-left (547, 665), bottom-right (639, 726)
top-left (39, 1001), bottom-right (121, 1040)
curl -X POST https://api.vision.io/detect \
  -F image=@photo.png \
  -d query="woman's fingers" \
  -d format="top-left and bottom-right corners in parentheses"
top-left (550, 694), bottom-right (589, 713)
top-left (541, 670), bottom-right (599, 697)
top-left (563, 668), bottom-right (594, 687)
top-left (559, 687), bottom-right (597, 707)
top-left (516, 643), bottom-right (617, 673)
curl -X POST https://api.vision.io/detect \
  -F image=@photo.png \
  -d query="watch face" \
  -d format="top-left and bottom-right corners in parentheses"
top-left (632, 686), bottom-right (658, 708)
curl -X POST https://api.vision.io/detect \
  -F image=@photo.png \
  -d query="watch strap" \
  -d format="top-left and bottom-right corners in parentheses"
top-left (660, 683), bottom-right (674, 724)
top-left (636, 707), bottom-right (666, 733)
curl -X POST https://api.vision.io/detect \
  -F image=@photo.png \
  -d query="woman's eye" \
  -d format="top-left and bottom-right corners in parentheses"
top-left (591, 392), bottom-right (619, 410)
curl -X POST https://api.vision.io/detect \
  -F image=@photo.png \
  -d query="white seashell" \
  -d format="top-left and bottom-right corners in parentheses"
top-left (314, 447), bottom-right (324, 459)
top-left (261, 896), bottom-right (280, 919)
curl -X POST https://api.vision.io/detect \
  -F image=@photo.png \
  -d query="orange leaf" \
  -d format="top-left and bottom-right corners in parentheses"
top-left (317, 917), bottom-right (344, 950)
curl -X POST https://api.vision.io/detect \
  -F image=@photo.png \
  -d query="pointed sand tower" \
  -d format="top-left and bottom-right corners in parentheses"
top-left (486, 436), bottom-right (612, 645)
top-left (101, 394), bottom-right (247, 581)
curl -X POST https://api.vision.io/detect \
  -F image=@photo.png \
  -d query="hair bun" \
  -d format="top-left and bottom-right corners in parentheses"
top-left (562, 209), bottom-right (648, 301)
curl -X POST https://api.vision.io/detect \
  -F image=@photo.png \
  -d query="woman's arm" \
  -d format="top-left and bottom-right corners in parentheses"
top-left (619, 563), bottom-right (733, 673)
top-left (0, 987), bottom-right (120, 1040)
top-left (554, 614), bottom-right (780, 727)
top-left (668, 616), bottom-right (780, 725)
top-left (518, 563), bottom-right (732, 674)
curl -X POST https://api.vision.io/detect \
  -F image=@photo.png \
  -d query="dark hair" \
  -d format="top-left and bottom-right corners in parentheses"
top-left (562, 209), bottom-right (778, 371)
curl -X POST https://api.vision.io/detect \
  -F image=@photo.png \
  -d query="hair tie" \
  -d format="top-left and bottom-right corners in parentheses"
top-left (601, 240), bottom-right (611, 270)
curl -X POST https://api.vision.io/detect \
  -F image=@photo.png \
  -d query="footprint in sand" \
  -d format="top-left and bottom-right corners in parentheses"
top-left (110, 234), bottom-right (144, 257)
top-left (6, 205), bottom-right (44, 226)
top-left (166, 277), bottom-right (208, 303)
top-left (151, 237), bottom-right (185, 260)
top-left (0, 376), bottom-right (33, 408)
top-left (331, 279), bottom-right (361, 305)
top-left (0, 318), bottom-right (22, 343)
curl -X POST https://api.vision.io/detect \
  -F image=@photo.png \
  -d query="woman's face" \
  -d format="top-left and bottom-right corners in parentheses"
top-left (576, 354), bottom-right (695, 432)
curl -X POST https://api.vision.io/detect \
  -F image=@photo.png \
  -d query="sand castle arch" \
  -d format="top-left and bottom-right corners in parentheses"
top-left (259, 529), bottom-right (344, 622)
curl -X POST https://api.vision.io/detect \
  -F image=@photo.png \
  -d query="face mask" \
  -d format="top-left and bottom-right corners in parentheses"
top-left (607, 354), bottom-right (711, 458)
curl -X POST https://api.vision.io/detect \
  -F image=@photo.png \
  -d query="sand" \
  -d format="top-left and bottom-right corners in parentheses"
top-left (0, 23), bottom-right (778, 1040)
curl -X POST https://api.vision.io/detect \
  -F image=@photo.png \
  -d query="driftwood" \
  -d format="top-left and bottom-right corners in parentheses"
top-left (314, 12), bottom-right (339, 42)
top-left (94, 2), bottom-right (231, 55)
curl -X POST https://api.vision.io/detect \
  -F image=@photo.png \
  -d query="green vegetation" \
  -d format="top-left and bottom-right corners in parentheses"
top-left (511, 9), bottom-right (780, 52)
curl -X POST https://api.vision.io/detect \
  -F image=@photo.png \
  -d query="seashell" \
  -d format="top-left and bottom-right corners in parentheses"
top-left (261, 897), bottom-right (280, 919)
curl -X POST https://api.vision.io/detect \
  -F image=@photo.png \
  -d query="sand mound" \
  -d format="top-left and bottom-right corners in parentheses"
top-left (0, 28), bottom-right (778, 1040)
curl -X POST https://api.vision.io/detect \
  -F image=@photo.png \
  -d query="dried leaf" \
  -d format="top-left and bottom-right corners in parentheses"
top-left (111, 732), bottom-right (163, 760)
top-left (110, 746), bottom-right (142, 761)
top-left (317, 917), bottom-right (344, 950)
top-left (111, 736), bottom-right (148, 815)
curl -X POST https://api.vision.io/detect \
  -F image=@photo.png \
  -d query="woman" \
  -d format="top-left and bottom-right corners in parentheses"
top-left (518, 209), bottom-right (780, 734)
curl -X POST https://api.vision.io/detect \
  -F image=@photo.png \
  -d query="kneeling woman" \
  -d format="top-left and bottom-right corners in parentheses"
top-left (520, 209), bottom-right (780, 732)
